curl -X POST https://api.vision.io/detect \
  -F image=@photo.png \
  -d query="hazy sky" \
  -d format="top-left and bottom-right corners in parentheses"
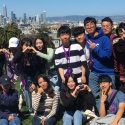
top-left (0, 0), bottom-right (124, 18)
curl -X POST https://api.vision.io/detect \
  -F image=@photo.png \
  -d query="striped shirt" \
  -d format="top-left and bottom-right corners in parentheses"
top-left (32, 91), bottom-right (59, 120)
top-left (55, 42), bottom-right (87, 83)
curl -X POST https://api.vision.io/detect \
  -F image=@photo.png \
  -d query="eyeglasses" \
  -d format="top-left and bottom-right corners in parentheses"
top-left (102, 25), bottom-right (112, 29)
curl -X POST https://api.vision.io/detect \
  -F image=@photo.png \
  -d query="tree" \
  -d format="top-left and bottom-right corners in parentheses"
top-left (30, 26), bottom-right (53, 47)
top-left (0, 22), bottom-right (22, 48)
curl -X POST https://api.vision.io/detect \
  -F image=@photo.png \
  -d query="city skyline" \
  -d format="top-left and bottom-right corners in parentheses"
top-left (0, 0), bottom-right (125, 18)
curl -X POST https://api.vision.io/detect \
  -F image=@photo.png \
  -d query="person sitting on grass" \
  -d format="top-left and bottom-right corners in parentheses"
top-left (0, 74), bottom-right (21, 125)
top-left (31, 74), bottom-right (59, 125)
top-left (60, 73), bottom-right (96, 125)
top-left (90, 75), bottom-right (125, 125)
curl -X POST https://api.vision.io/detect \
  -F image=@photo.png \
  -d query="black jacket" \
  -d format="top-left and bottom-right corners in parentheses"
top-left (0, 89), bottom-right (19, 119)
top-left (60, 89), bottom-right (96, 112)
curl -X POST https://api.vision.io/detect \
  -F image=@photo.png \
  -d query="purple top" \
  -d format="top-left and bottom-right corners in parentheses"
top-left (5, 53), bottom-right (20, 82)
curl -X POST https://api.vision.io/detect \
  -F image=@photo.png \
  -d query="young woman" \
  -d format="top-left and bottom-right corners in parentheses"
top-left (60, 73), bottom-right (96, 125)
top-left (30, 37), bottom-right (61, 91)
top-left (13, 38), bottom-right (38, 113)
top-left (32, 74), bottom-right (59, 125)
top-left (0, 37), bottom-right (20, 88)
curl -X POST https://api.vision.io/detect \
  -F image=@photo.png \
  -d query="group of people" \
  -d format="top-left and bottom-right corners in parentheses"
top-left (0, 16), bottom-right (125, 125)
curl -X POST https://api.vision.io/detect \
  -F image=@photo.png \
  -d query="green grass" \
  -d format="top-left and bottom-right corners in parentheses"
top-left (15, 79), bottom-right (90, 125)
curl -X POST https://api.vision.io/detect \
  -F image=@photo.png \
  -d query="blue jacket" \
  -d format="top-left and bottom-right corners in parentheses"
top-left (86, 27), bottom-right (114, 75)
top-left (0, 89), bottom-right (19, 120)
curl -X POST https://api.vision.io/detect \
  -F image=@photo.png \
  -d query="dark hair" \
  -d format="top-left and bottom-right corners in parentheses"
top-left (116, 23), bottom-right (125, 36)
top-left (36, 74), bottom-right (55, 98)
top-left (101, 17), bottom-right (113, 25)
top-left (113, 38), bottom-right (125, 50)
top-left (16, 38), bottom-right (37, 73)
top-left (72, 27), bottom-right (85, 37)
top-left (84, 17), bottom-right (96, 26)
top-left (34, 37), bottom-right (47, 54)
top-left (18, 38), bottom-right (32, 51)
top-left (34, 37), bottom-right (47, 73)
top-left (98, 75), bottom-right (112, 84)
top-left (57, 26), bottom-right (71, 36)
top-left (64, 73), bottom-right (78, 98)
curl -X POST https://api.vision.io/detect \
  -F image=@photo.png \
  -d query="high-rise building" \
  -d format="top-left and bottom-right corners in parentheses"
top-left (36, 15), bottom-right (39, 23)
top-left (34, 15), bottom-right (36, 22)
top-left (40, 14), bottom-right (43, 22)
top-left (11, 11), bottom-right (14, 22)
top-left (24, 13), bottom-right (26, 24)
top-left (43, 11), bottom-right (46, 23)
top-left (3, 17), bottom-right (7, 25)
top-left (3, 4), bottom-right (7, 17)
top-left (0, 14), bottom-right (2, 24)
top-left (13, 14), bottom-right (16, 22)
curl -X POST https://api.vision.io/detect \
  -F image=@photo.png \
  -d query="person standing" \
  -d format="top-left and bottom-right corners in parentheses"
top-left (55, 26), bottom-right (87, 85)
top-left (84, 17), bottom-right (115, 109)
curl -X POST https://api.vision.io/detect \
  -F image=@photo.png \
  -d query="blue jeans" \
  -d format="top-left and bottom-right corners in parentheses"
top-left (48, 69), bottom-right (62, 92)
top-left (63, 110), bottom-right (86, 125)
top-left (89, 72), bottom-right (116, 109)
top-left (32, 115), bottom-right (56, 125)
top-left (0, 117), bottom-right (21, 125)
top-left (24, 74), bottom-right (33, 112)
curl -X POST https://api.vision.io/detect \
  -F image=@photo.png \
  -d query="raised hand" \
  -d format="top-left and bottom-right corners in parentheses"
top-left (100, 91), bottom-right (107, 103)
top-left (37, 86), bottom-right (44, 94)
top-left (0, 48), bottom-right (11, 55)
top-left (87, 40), bottom-right (96, 49)
top-left (30, 46), bottom-right (37, 53)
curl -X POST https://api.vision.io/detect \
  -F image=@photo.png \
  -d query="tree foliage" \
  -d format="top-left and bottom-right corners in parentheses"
top-left (0, 22), bottom-right (22, 48)
top-left (26, 26), bottom-right (53, 48)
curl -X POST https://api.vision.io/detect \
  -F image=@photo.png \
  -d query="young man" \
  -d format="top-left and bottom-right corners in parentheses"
top-left (72, 26), bottom-right (90, 62)
top-left (84, 17), bottom-right (115, 109)
top-left (72, 26), bottom-right (90, 83)
top-left (91, 75), bottom-right (125, 125)
top-left (0, 74), bottom-right (20, 125)
top-left (55, 26), bottom-right (87, 84)
top-left (101, 17), bottom-right (116, 40)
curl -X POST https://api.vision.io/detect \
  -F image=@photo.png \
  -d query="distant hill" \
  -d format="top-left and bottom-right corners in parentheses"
top-left (47, 15), bottom-right (125, 22)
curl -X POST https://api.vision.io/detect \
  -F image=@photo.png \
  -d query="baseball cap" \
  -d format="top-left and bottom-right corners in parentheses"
top-left (0, 75), bottom-right (11, 86)
top-left (8, 37), bottom-right (19, 48)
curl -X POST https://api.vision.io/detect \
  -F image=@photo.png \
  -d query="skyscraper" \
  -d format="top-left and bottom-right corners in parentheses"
top-left (40, 14), bottom-right (43, 22)
top-left (24, 13), bottom-right (26, 24)
top-left (3, 4), bottom-right (7, 17)
top-left (0, 14), bottom-right (2, 24)
top-left (36, 15), bottom-right (39, 23)
top-left (43, 11), bottom-right (46, 23)
top-left (11, 11), bottom-right (14, 22)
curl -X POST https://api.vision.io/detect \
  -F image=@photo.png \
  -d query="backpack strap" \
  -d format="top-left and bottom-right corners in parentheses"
top-left (106, 91), bottom-right (118, 110)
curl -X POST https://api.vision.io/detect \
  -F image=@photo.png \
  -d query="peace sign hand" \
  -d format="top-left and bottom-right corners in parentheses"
top-left (100, 91), bottom-right (107, 103)
top-left (87, 40), bottom-right (96, 49)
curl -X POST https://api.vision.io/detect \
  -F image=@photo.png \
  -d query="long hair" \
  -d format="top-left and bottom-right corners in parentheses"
top-left (64, 73), bottom-right (78, 98)
top-left (34, 37), bottom-right (47, 54)
top-left (36, 74), bottom-right (55, 98)
top-left (16, 38), bottom-right (37, 73)
top-left (34, 37), bottom-right (47, 72)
